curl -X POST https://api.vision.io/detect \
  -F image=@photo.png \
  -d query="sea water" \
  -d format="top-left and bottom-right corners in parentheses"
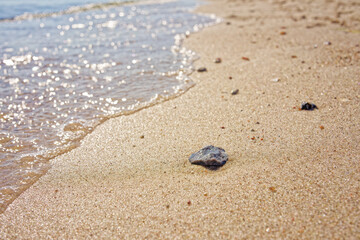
top-left (0, 0), bottom-right (217, 212)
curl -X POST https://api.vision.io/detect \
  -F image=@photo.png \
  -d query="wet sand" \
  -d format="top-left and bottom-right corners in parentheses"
top-left (1, 0), bottom-right (360, 238)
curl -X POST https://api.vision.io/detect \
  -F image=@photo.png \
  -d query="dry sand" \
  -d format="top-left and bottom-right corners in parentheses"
top-left (1, 0), bottom-right (360, 238)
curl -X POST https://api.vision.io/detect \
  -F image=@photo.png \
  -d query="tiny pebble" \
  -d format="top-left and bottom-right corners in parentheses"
top-left (187, 200), bottom-right (192, 205)
top-left (197, 67), bottom-right (207, 72)
top-left (242, 57), bottom-right (250, 61)
top-left (214, 58), bottom-right (222, 63)
top-left (280, 31), bottom-right (286, 35)
top-left (324, 41), bottom-right (331, 45)
top-left (300, 102), bottom-right (318, 111)
top-left (231, 89), bottom-right (239, 95)
top-left (320, 125), bottom-right (324, 130)
top-left (140, 135), bottom-right (144, 139)
top-left (271, 78), bottom-right (280, 82)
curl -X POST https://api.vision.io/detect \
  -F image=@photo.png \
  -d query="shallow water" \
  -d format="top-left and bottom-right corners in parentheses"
top-left (0, 0), bottom-right (217, 212)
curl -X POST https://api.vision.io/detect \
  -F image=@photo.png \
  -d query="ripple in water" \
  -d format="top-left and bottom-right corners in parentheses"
top-left (0, 0), bottom-right (218, 212)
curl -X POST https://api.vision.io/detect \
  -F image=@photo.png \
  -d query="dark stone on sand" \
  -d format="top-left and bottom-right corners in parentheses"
top-left (189, 145), bottom-right (228, 166)
top-left (231, 89), bottom-right (239, 95)
top-left (214, 58), bottom-right (222, 63)
top-left (301, 102), bottom-right (318, 111)
top-left (197, 67), bottom-right (207, 72)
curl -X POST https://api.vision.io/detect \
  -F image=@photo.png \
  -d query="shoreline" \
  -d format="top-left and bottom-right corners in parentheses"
top-left (0, 0), bottom-right (215, 212)
top-left (1, 0), bottom-right (360, 238)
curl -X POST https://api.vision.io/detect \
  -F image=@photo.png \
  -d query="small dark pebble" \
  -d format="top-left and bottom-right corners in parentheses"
top-left (242, 57), bottom-right (250, 61)
top-left (255, 122), bottom-right (260, 124)
top-left (251, 129), bottom-right (255, 132)
top-left (226, 22), bottom-right (231, 25)
top-left (140, 135), bottom-right (145, 139)
top-left (231, 89), bottom-right (239, 95)
top-left (197, 67), bottom-right (207, 72)
top-left (214, 58), bottom-right (222, 63)
top-left (324, 41), bottom-right (332, 45)
top-left (280, 31), bottom-right (287, 35)
top-left (187, 200), bottom-right (192, 205)
top-left (229, 76), bottom-right (233, 79)
top-left (301, 102), bottom-right (318, 111)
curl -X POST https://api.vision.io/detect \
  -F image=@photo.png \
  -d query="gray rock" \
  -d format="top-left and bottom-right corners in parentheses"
top-left (189, 145), bottom-right (228, 166)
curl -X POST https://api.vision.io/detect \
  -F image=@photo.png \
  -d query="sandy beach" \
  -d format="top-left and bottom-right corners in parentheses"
top-left (1, 0), bottom-right (359, 238)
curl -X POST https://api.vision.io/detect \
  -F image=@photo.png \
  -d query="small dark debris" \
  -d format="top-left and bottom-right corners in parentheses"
top-left (324, 41), bottom-right (331, 45)
top-left (231, 89), bottom-right (239, 95)
top-left (187, 200), bottom-right (192, 205)
top-left (251, 129), bottom-right (255, 132)
top-left (229, 76), bottom-right (233, 80)
top-left (320, 125), bottom-right (324, 130)
top-left (291, 55), bottom-right (297, 58)
top-left (140, 135), bottom-right (145, 139)
top-left (197, 67), bottom-right (207, 72)
top-left (256, 122), bottom-right (260, 124)
top-left (221, 126), bottom-right (225, 129)
top-left (226, 22), bottom-right (231, 25)
top-left (242, 57), bottom-right (250, 61)
top-left (166, 205), bottom-right (170, 209)
top-left (280, 31), bottom-right (286, 35)
top-left (301, 102), bottom-right (318, 111)
top-left (214, 58), bottom-right (222, 63)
